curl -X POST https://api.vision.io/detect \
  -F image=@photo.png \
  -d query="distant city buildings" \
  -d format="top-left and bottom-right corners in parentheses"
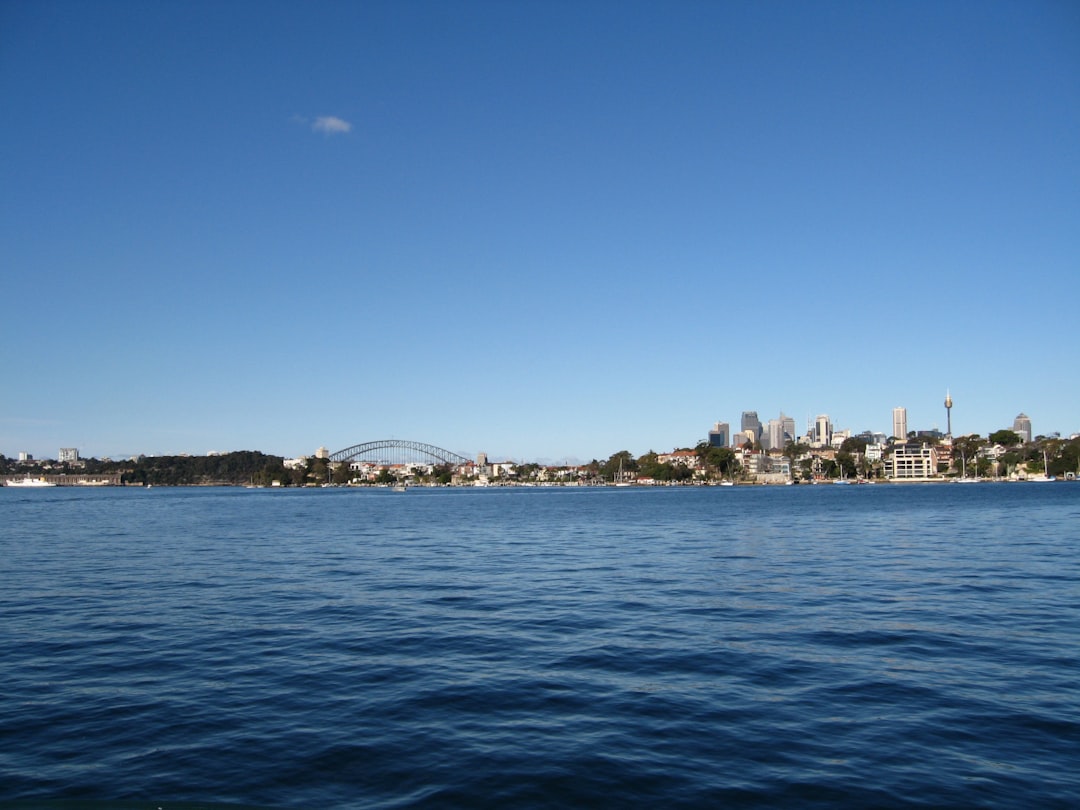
top-left (892, 407), bottom-right (907, 440)
top-left (58, 448), bottom-right (79, 463)
top-left (708, 422), bottom-right (729, 448)
top-left (815, 415), bottom-right (832, 448)
top-left (741, 411), bottom-right (762, 442)
top-left (765, 418), bottom-right (785, 451)
top-left (1013, 413), bottom-right (1032, 443)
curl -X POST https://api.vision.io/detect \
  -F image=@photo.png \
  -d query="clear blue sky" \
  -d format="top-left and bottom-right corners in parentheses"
top-left (2, 0), bottom-right (1078, 462)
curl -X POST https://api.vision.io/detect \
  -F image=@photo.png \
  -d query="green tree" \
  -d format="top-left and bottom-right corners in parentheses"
top-left (836, 451), bottom-right (858, 479)
top-left (839, 437), bottom-right (868, 454)
top-left (989, 429), bottom-right (1022, 446)
top-left (783, 441), bottom-right (809, 461)
top-left (704, 446), bottom-right (737, 479)
top-left (601, 450), bottom-right (637, 481)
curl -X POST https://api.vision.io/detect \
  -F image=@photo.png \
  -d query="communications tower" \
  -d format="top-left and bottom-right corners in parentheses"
top-left (944, 389), bottom-right (953, 437)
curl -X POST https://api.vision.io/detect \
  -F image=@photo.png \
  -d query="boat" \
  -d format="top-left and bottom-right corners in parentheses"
top-left (5, 476), bottom-right (56, 487)
top-left (392, 483), bottom-right (408, 492)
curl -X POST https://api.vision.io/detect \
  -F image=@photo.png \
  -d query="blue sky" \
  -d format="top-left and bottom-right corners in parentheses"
top-left (2, 0), bottom-right (1078, 462)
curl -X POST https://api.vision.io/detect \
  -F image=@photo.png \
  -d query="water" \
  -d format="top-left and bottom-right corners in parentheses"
top-left (2, 484), bottom-right (1078, 808)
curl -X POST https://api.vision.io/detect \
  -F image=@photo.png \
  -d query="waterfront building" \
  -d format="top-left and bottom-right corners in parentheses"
top-left (58, 448), bottom-right (79, 463)
top-left (657, 449), bottom-right (701, 469)
top-left (741, 411), bottom-right (762, 441)
top-left (886, 442), bottom-right (939, 479)
top-left (708, 422), bottom-right (730, 448)
top-left (1013, 413), bottom-right (1032, 443)
top-left (892, 407), bottom-right (908, 440)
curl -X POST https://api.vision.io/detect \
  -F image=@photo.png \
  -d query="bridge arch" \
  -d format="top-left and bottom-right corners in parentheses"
top-left (329, 440), bottom-right (472, 467)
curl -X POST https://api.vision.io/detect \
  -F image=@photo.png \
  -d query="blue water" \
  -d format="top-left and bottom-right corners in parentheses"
top-left (2, 484), bottom-right (1078, 808)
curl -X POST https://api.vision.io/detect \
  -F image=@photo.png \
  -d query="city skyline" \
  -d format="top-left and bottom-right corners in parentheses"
top-left (4, 395), bottom-right (1066, 464)
top-left (3, 2), bottom-right (1077, 462)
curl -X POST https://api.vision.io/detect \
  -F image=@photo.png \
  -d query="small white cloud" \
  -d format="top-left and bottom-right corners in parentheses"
top-left (312, 116), bottom-right (352, 135)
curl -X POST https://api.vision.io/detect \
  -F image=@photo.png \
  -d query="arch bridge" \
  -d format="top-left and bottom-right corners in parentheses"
top-left (329, 440), bottom-right (472, 467)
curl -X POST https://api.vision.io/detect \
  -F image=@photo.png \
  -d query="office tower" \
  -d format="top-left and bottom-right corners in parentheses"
top-left (59, 448), bottom-right (79, 462)
top-left (892, 407), bottom-right (908, 440)
top-left (944, 390), bottom-right (953, 437)
top-left (708, 422), bottom-right (730, 448)
top-left (741, 411), bottom-right (762, 441)
top-left (781, 413), bottom-right (796, 444)
top-left (1013, 413), bottom-right (1032, 443)
top-left (767, 419), bottom-right (786, 451)
top-left (815, 414), bottom-right (831, 446)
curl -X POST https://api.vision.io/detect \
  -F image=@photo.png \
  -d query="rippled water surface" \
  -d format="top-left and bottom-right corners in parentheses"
top-left (2, 484), bottom-right (1079, 808)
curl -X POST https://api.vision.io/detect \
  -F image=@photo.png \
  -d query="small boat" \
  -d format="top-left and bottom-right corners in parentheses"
top-left (392, 483), bottom-right (408, 492)
top-left (5, 476), bottom-right (56, 487)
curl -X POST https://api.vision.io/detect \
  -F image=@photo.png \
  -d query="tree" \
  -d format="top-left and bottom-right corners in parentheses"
top-left (836, 451), bottom-right (858, 479)
top-left (989, 429), bottom-right (1022, 446)
top-left (701, 446), bottom-right (738, 480)
top-left (839, 437), bottom-right (868, 455)
top-left (783, 441), bottom-right (809, 462)
top-left (601, 450), bottom-right (637, 481)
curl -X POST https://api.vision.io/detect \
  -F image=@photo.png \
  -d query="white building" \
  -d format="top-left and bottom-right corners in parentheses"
top-left (886, 442), bottom-right (938, 479)
top-left (657, 449), bottom-right (701, 469)
top-left (59, 448), bottom-right (79, 462)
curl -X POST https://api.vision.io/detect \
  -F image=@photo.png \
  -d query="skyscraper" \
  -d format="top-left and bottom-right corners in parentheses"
top-left (815, 414), bottom-right (831, 447)
top-left (708, 422), bottom-right (730, 448)
top-left (892, 407), bottom-right (908, 440)
top-left (766, 419), bottom-right (786, 451)
top-left (741, 411), bottom-right (762, 441)
top-left (781, 413), bottom-right (796, 444)
top-left (1013, 413), bottom-right (1032, 443)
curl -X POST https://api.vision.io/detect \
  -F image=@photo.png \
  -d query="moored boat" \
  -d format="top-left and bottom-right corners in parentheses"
top-left (5, 476), bottom-right (56, 487)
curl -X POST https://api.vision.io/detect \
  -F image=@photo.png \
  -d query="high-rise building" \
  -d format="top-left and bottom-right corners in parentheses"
top-left (892, 407), bottom-right (908, 440)
top-left (815, 414), bottom-right (832, 447)
top-left (741, 411), bottom-right (762, 441)
top-left (766, 419), bottom-right (786, 451)
top-left (58, 448), bottom-right (79, 462)
top-left (1013, 413), bottom-right (1032, 443)
top-left (781, 413), bottom-right (796, 444)
top-left (708, 422), bottom-right (730, 448)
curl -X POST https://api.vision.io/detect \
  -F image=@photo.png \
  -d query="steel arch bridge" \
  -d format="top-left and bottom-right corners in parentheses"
top-left (329, 440), bottom-right (472, 467)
